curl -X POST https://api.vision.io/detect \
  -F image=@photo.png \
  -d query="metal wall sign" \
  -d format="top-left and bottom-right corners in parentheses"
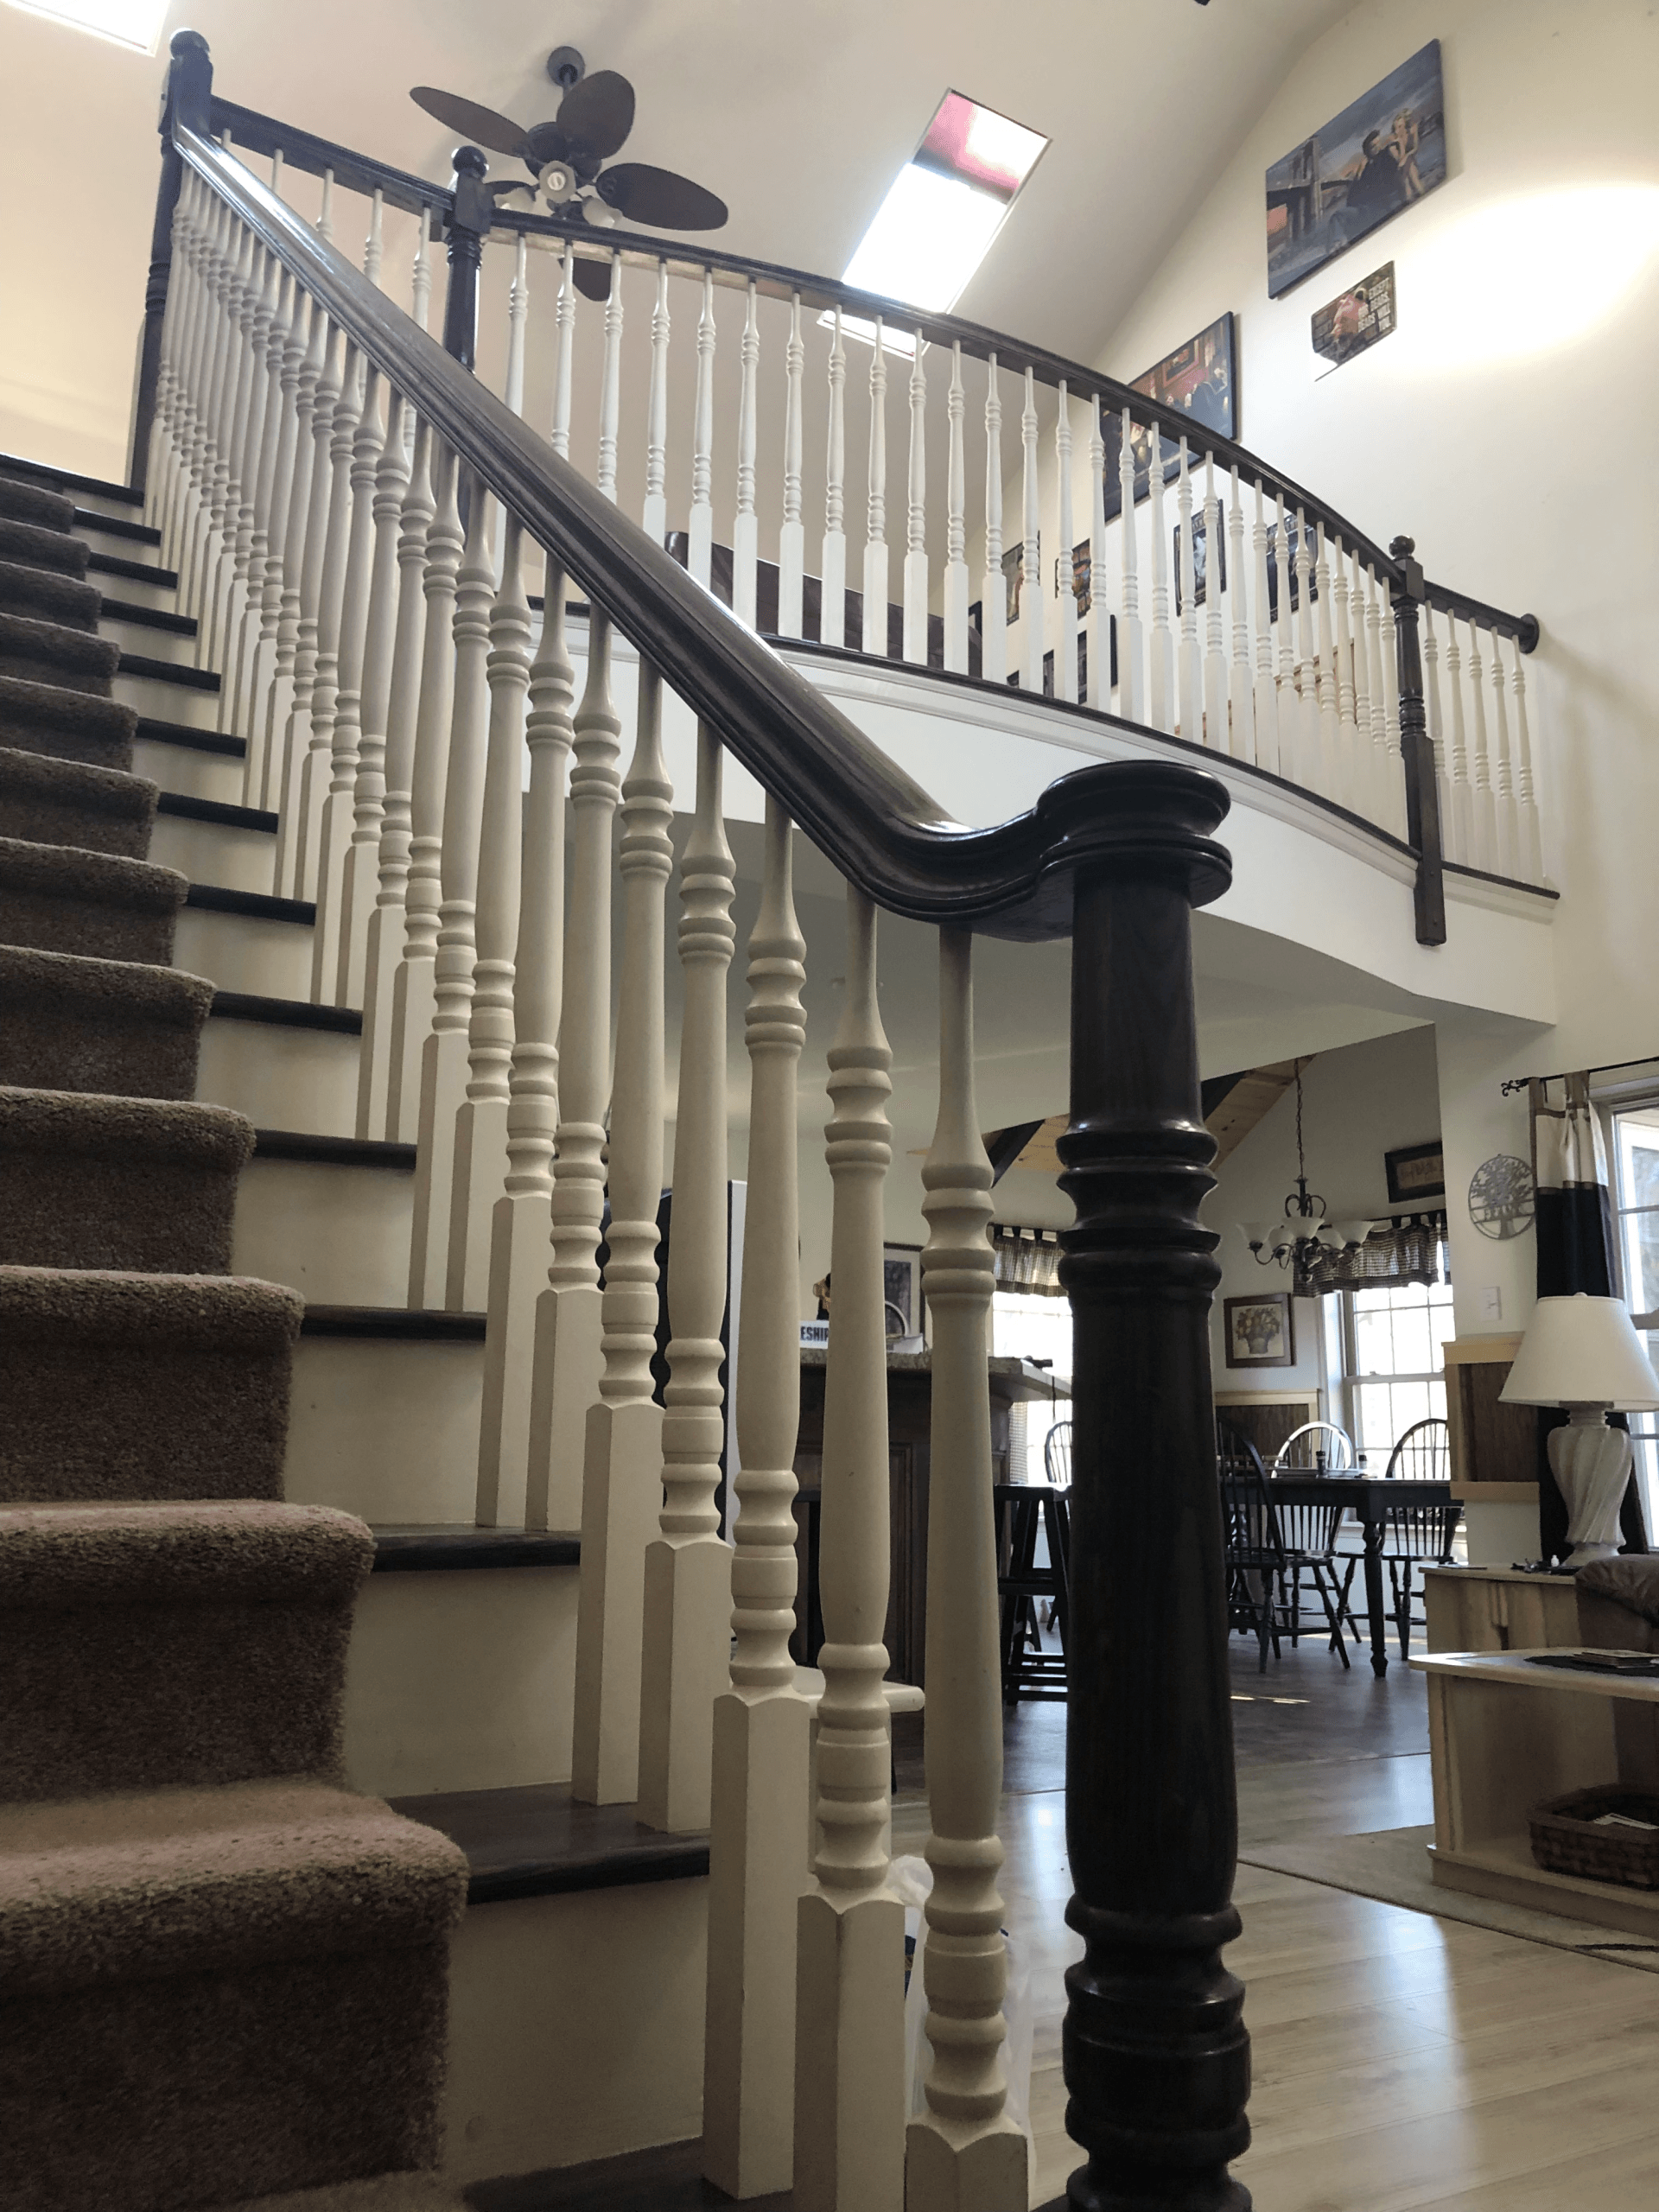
top-left (1469, 1154), bottom-right (1536, 1239)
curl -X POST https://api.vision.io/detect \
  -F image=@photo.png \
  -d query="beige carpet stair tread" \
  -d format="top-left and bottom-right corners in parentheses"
top-left (0, 1263), bottom-right (302, 1502)
top-left (0, 475), bottom-right (75, 533)
top-left (0, 741), bottom-right (158, 857)
top-left (0, 1084), bottom-right (252, 1272)
top-left (0, 668), bottom-right (137, 770)
top-left (0, 828), bottom-right (185, 964)
top-left (0, 512), bottom-right (89, 577)
top-left (217, 2177), bottom-right (474, 2211)
top-left (0, 1776), bottom-right (468, 1994)
top-left (0, 606), bottom-right (119, 695)
top-left (0, 555), bottom-right (100, 632)
top-left (0, 941), bottom-right (212, 1099)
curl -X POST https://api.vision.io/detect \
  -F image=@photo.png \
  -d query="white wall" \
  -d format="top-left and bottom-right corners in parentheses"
top-left (1206, 1024), bottom-right (1441, 1395)
top-left (1094, 0), bottom-right (1659, 1090)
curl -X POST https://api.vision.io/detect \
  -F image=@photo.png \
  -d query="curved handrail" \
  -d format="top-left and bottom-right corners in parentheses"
top-left (203, 89), bottom-right (1535, 650)
top-left (175, 122), bottom-right (1233, 941)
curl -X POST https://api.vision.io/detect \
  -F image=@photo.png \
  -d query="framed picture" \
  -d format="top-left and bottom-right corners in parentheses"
top-left (1003, 538), bottom-right (1036, 623)
top-left (1173, 512), bottom-right (1227, 613)
top-left (1103, 313), bottom-right (1237, 521)
top-left (1386, 1141), bottom-right (1446, 1205)
top-left (882, 1243), bottom-right (923, 1340)
top-left (1224, 1293), bottom-right (1296, 1370)
top-left (1312, 261), bottom-right (1397, 377)
top-left (1267, 41), bottom-right (1446, 298)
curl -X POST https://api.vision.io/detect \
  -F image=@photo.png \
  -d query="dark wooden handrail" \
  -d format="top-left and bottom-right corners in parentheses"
top-left (170, 114), bottom-right (1232, 943)
top-left (200, 82), bottom-right (1535, 652)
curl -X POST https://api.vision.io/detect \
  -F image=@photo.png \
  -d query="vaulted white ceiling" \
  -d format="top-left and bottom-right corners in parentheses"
top-left (2, 0), bottom-right (1353, 472)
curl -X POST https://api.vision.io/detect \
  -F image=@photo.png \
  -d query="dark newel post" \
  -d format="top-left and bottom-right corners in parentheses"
top-left (441, 147), bottom-right (492, 370)
top-left (1389, 535), bottom-right (1446, 948)
top-left (1046, 760), bottom-right (1249, 2212)
top-left (130, 29), bottom-right (213, 494)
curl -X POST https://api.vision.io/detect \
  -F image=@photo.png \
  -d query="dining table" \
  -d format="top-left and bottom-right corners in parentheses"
top-left (1264, 1474), bottom-right (1455, 1676)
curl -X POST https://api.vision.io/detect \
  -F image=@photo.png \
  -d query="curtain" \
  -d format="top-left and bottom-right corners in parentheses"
top-left (1530, 1074), bottom-right (1649, 1556)
top-left (1310, 1212), bottom-right (1448, 1296)
top-left (991, 1224), bottom-right (1066, 1295)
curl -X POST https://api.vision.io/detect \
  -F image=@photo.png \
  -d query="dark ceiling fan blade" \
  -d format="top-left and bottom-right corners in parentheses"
top-left (522, 120), bottom-right (574, 170)
top-left (595, 163), bottom-right (729, 232)
top-left (410, 86), bottom-right (530, 161)
top-left (556, 69), bottom-right (636, 160)
top-left (571, 256), bottom-right (615, 302)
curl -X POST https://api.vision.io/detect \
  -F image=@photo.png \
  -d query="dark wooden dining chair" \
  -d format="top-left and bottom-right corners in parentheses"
top-left (1270, 1492), bottom-right (1351, 1669)
top-left (1217, 1449), bottom-right (1286, 1673)
top-left (1043, 1420), bottom-right (1072, 1488)
top-left (1270, 1420), bottom-right (1356, 1474)
top-left (995, 1484), bottom-right (1071, 1704)
top-left (1376, 1421), bottom-right (1459, 1658)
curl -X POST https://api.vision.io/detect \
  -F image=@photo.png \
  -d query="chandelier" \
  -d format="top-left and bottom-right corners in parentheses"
top-left (1238, 1062), bottom-right (1375, 1298)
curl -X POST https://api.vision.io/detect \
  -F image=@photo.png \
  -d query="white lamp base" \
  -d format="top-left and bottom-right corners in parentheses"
top-left (1548, 1410), bottom-right (1633, 1568)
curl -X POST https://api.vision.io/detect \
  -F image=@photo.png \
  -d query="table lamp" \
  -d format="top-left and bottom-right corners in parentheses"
top-left (1499, 1294), bottom-right (1659, 1567)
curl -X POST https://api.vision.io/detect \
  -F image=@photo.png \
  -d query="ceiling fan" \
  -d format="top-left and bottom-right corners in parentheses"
top-left (410, 46), bottom-right (728, 299)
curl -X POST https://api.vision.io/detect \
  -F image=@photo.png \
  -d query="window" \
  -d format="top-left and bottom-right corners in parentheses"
top-left (1322, 1276), bottom-right (1456, 1465)
top-left (835, 91), bottom-right (1047, 340)
top-left (4, 0), bottom-right (168, 52)
top-left (1607, 1100), bottom-right (1659, 1529)
top-left (991, 1287), bottom-right (1071, 1480)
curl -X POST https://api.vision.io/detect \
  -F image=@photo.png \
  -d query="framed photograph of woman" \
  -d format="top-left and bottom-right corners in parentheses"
top-left (1224, 1292), bottom-right (1296, 1370)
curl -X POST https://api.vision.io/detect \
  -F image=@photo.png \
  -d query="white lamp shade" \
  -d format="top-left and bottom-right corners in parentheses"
top-left (1268, 1219), bottom-right (1297, 1255)
top-left (1500, 1294), bottom-right (1659, 1410)
top-left (1332, 1218), bottom-right (1377, 1250)
top-left (1239, 1221), bottom-right (1273, 1251)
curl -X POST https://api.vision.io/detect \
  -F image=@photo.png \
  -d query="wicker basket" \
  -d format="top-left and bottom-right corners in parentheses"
top-left (1529, 1784), bottom-right (1659, 1890)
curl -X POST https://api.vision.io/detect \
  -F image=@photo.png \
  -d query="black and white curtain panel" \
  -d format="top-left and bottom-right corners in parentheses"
top-left (1530, 1075), bottom-right (1649, 1555)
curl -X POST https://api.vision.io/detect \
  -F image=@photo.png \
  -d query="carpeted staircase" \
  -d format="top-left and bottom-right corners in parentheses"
top-left (0, 470), bottom-right (474, 2209)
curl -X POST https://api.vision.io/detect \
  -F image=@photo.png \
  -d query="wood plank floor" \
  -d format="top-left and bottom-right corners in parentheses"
top-left (471, 1637), bottom-right (1659, 2207)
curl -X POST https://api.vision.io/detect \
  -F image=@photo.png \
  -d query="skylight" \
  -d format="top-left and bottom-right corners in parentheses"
top-left (4, 0), bottom-right (168, 53)
top-left (841, 90), bottom-right (1047, 317)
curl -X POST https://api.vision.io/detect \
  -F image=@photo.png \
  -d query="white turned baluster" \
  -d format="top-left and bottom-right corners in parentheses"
top-left (795, 884), bottom-right (904, 2212)
top-left (1118, 408), bottom-right (1143, 725)
top-left (598, 254), bottom-right (624, 503)
top-left (733, 281), bottom-right (761, 626)
top-left (1175, 437), bottom-right (1198, 737)
top-left (1085, 395), bottom-right (1107, 709)
top-left (291, 328), bottom-right (359, 904)
top-left (643, 261), bottom-right (671, 545)
top-left (1508, 635), bottom-right (1543, 881)
top-left (1329, 544), bottom-right (1356, 806)
top-left (1274, 495), bottom-right (1297, 772)
top-left (702, 796), bottom-right (813, 2200)
top-left (310, 356), bottom-right (383, 997)
top-left (1202, 455), bottom-right (1227, 747)
top-left (863, 322), bottom-right (889, 656)
top-left (1381, 587), bottom-right (1405, 838)
top-left (903, 336), bottom-right (928, 665)
top-left (1365, 567), bottom-right (1395, 833)
top-left (477, 564), bottom-right (575, 1527)
top-left (639, 725), bottom-right (737, 1834)
top-left (223, 243), bottom-right (278, 755)
top-left (944, 343), bottom-right (969, 674)
top-left (1227, 464), bottom-right (1250, 759)
top-left (409, 472), bottom-right (497, 1308)
top-left (525, 613), bottom-right (621, 1529)
top-left (202, 221), bottom-right (259, 680)
top-left (1147, 422), bottom-right (1173, 733)
top-left (145, 175), bottom-right (188, 540)
top-left (175, 188), bottom-right (225, 605)
top-left (316, 166), bottom-right (334, 244)
top-left (337, 383), bottom-right (410, 1012)
top-left (358, 418), bottom-right (434, 1135)
top-left (446, 514), bottom-right (532, 1312)
top-left (1442, 611), bottom-right (1471, 868)
top-left (386, 444), bottom-right (462, 1142)
top-left (906, 928), bottom-right (1022, 2212)
top-left (1422, 601), bottom-right (1446, 860)
top-left (574, 662), bottom-right (675, 1807)
top-left (249, 274), bottom-right (307, 806)
top-left (1312, 523), bottom-right (1339, 799)
top-left (1349, 551), bottom-right (1375, 820)
top-left (363, 186), bottom-right (384, 287)
top-left (1488, 626), bottom-right (1519, 877)
top-left (1020, 368), bottom-right (1041, 691)
top-left (550, 242), bottom-right (575, 457)
top-left (779, 291), bottom-right (806, 638)
top-left (1292, 507), bottom-right (1318, 786)
top-left (182, 197), bottom-right (236, 632)
top-left (980, 357), bottom-right (1006, 685)
top-left (411, 211), bottom-right (433, 332)
top-left (821, 308), bottom-right (848, 649)
top-left (504, 233), bottom-right (529, 417)
top-left (1055, 382), bottom-right (1076, 702)
top-left (1464, 619), bottom-right (1497, 872)
top-left (689, 269), bottom-right (717, 586)
top-left (1250, 481), bottom-right (1278, 773)
top-left (271, 309), bottom-right (341, 893)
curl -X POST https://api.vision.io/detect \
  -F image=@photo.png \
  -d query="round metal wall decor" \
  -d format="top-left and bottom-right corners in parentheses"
top-left (1468, 1154), bottom-right (1535, 1239)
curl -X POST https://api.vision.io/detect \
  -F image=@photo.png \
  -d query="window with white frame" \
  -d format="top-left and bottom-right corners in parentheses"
top-left (1321, 1274), bottom-right (1456, 1466)
top-left (1606, 1098), bottom-right (1659, 1530)
top-left (991, 1287), bottom-right (1072, 1481)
